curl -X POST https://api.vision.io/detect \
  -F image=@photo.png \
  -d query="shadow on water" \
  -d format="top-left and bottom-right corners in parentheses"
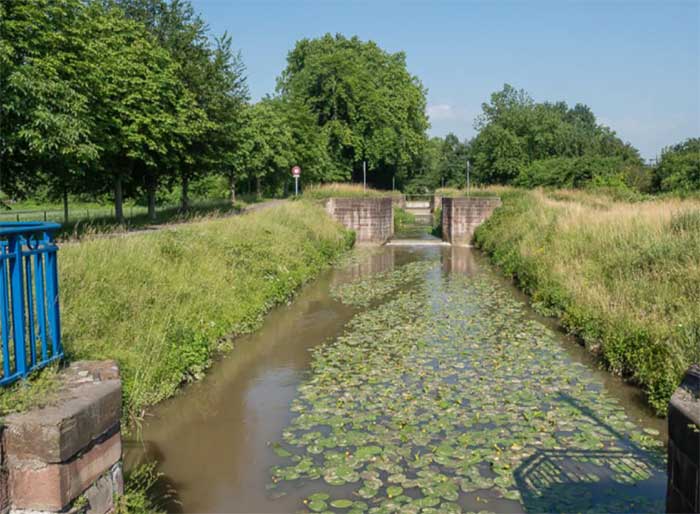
top-left (514, 393), bottom-right (665, 513)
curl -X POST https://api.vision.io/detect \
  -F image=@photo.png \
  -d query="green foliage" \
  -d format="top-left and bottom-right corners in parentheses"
top-left (278, 34), bottom-right (429, 188)
top-left (115, 463), bottom-right (168, 514)
top-left (302, 183), bottom-right (401, 200)
top-left (470, 84), bottom-right (642, 187)
top-left (654, 138), bottom-right (700, 193)
top-left (0, 365), bottom-right (59, 416)
top-left (59, 203), bottom-right (352, 423)
top-left (393, 207), bottom-right (415, 232)
top-left (474, 189), bottom-right (700, 414)
top-left (516, 155), bottom-right (638, 189)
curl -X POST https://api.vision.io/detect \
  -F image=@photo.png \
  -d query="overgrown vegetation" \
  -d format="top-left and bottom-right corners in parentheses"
top-left (393, 207), bottom-right (415, 232)
top-left (0, 365), bottom-right (59, 416)
top-left (59, 203), bottom-right (353, 424)
top-left (474, 189), bottom-right (700, 414)
top-left (302, 183), bottom-right (401, 200)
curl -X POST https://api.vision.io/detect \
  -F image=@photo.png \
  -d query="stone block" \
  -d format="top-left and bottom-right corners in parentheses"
top-left (666, 364), bottom-right (700, 513)
top-left (9, 432), bottom-right (121, 512)
top-left (3, 362), bottom-right (121, 464)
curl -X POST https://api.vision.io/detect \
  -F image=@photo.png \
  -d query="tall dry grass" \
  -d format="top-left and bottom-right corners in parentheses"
top-left (303, 182), bottom-right (403, 200)
top-left (475, 188), bottom-right (700, 414)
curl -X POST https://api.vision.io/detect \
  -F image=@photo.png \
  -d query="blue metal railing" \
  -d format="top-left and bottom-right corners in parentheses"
top-left (0, 222), bottom-right (62, 385)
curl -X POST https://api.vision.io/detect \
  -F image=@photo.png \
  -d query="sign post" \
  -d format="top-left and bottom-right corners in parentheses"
top-left (291, 165), bottom-right (301, 196)
top-left (466, 160), bottom-right (471, 197)
top-left (363, 161), bottom-right (367, 191)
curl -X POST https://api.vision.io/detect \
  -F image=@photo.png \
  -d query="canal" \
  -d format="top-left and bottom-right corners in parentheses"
top-left (126, 238), bottom-right (667, 513)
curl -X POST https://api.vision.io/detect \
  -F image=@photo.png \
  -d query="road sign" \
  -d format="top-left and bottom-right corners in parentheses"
top-left (291, 166), bottom-right (301, 196)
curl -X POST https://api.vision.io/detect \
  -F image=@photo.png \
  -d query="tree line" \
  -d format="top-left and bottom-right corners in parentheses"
top-left (2, 0), bottom-right (697, 222)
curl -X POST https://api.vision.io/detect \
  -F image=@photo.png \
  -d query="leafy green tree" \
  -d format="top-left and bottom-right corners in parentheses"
top-left (278, 34), bottom-right (429, 187)
top-left (83, 3), bottom-right (205, 222)
top-left (0, 0), bottom-right (97, 217)
top-left (654, 138), bottom-right (700, 193)
top-left (470, 84), bottom-right (643, 187)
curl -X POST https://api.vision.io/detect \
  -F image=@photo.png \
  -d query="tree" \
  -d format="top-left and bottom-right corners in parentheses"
top-left (654, 138), bottom-right (700, 193)
top-left (470, 84), bottom-right (643, 186)
top-left (277, 34), bottom-right (429, 187)
top-left (83, 3), bottom-right (204, 222)
top-left (0, 0), bottom-right (98, 218)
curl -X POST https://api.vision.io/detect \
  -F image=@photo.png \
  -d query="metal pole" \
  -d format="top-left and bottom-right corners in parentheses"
top-left (363, 161), bottom-right (367, 191)
top-left (295, 176), bottom-right (299, 197)
top-left (467, 160), bottom-right (471, 197)
top-left (392, 176), bottom-right (395, 191)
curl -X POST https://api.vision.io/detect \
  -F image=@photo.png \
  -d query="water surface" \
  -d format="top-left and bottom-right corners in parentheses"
top-left (126, 243), bottom-right (666, 513)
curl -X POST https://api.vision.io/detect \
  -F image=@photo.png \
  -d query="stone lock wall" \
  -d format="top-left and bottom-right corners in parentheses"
top-left (0, 361), bottom-right (123, 514)
top-left (667, 364), bottom-right (700, 513)
top-left (325, 198), bottom-right (394, 244)
top-left (441, 197), bottom-right (501, 245)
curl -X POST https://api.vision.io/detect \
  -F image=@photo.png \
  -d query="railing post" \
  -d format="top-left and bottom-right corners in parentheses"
top-left (8, 234), bottom-right (26, 376)
top-left (45, 230), bottom-right (61, 356)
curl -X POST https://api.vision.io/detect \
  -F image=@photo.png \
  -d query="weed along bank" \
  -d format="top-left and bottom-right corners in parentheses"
top-left (0, 223), bottom-right (124, 514)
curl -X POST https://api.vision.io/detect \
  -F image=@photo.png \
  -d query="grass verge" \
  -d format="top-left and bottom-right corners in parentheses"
top-left (58, 202), bottom-right (354, 425)
top-left (303, 183), bottom-right (403, 200)
top-left (474, 188), bottom-right (700, 415)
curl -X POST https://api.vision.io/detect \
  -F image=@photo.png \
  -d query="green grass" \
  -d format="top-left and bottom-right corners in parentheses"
top-left (393, 207), bottom-right (415, 232)
top-left (58, 202), bottom-right (354, 424)
top-left (0, 365), bottom-right (60, 417)
top-left (474, 188), bottom-right (700, 415)
top-left (435, 186), bottom-right (503, 198)
top-left (1, 197), bottom-right (269, 240)
top-left (303, 183), bottom-right (403, 200)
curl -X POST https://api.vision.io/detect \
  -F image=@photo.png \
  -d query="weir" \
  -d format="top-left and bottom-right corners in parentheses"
top-left (326, 194), bottom-right (502, 246)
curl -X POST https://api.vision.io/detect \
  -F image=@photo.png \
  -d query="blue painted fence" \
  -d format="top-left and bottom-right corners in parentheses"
top-left (0, 222), bottom-right (62, 385)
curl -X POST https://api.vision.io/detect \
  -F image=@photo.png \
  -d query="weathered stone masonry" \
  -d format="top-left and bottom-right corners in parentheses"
top-left (667, 364), bottom-right (699, 513)
top-left (325, 198), bottom-right (394, 244)
top-left (0, 361), bottom-right (123, 514)
top-left (441, 197), bottom-right (502, 245)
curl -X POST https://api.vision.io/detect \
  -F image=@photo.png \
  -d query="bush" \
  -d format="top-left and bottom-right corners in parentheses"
top-left (654, 138), bottom-right (700, 193)
top-left (59, 202), bottom-right (353, 424)
top-left (474, 188), bottom-right (700, 414)
top-left (515, 155), bottom-right (640, 190)
top-left (393, 207), bottom-right (415, 232)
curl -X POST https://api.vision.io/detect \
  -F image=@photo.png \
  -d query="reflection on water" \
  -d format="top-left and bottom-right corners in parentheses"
top-left (125, 245), bottom-right (666, 513)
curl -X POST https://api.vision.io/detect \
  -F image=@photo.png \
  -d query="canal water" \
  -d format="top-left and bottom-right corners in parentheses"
top-left (126, 234), bottom-right (667, 513)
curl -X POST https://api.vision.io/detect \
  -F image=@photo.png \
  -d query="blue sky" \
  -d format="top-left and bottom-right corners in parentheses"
top-left (192, 0), bottom-right (699, 160)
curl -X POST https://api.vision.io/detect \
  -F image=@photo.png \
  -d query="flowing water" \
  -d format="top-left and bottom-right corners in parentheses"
top-left (126, 235), bottom-right (667, 513)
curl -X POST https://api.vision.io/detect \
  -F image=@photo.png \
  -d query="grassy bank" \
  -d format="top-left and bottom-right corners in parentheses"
top-left (303, 183), bottom-right (403, 200)
top-left (474, 188), bottom-right (700, 414)
top-left (58, 202), bottom-right (354, 424)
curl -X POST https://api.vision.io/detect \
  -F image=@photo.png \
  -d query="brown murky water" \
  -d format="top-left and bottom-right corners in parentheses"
top-left (125, 240), bottom-right (666, 513)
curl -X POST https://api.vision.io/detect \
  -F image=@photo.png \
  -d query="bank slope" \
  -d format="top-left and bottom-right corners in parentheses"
top-left (59, 202), bottom-right (354, 423)
top-left (474, 189), bottom-right (700, 415)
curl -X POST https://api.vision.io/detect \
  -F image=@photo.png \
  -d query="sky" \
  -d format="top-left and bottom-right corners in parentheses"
top-left (192, 0), bottom-right (699, 160)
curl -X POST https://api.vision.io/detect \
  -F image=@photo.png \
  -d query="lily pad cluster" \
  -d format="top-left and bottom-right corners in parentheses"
top-left (270, 257), bottom-right (666, 513)
top-left (330, 260), bottom-right (437, 307)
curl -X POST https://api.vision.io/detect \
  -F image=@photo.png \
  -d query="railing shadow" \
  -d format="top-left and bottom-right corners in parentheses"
top-left (513, 392), bottom-right (666, 513)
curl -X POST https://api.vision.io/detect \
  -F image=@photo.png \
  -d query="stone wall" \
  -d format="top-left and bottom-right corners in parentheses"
top-left (441, 197), bottom-right (501, 245)
top-left (0, 361), bottom-right (123, 514)
top-left (666, 364), bottom-right (699, 513)
top-left (325, 198), bottom-right (394, 244)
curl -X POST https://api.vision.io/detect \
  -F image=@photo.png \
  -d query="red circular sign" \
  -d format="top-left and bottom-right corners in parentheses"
top-left (291, 165), bottom-right (301, 177)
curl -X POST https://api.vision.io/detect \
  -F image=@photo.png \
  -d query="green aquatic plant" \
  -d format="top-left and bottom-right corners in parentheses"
top-left (270, 258), bottom-right (666, 513)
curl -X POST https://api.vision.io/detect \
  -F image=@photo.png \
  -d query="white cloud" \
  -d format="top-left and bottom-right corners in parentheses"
top-left (427, 103), bottom-right (458, 121)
